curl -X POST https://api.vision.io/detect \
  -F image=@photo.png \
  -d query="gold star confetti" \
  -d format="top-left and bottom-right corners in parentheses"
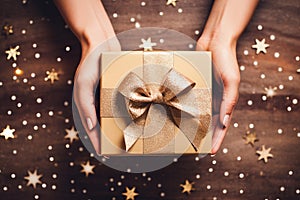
top-left (243, 131), bottom-right (258, 146)
top-left (166, 0), bottom-right (177, 6)
top-left (122, 187), bottom-right (139, 200)
top-left (264, 86), bottom-right (277, 98)
top-left (24, 169), bottom-right (43, 189)
top-left (2, 24), bottom-right (14, 36)
top-left (252, 38), bottom-right (269, 54)
top-left (5, 45), bottom-right (20, 61)
top-left (65, 126), bottom-right (79, 143)
top-left (139, 37), bottom-right (157, 51)
top-left (80, 161), bottom-right (95, 177)
top-left (256, 145), bottom-right (273, 163)
top-left (0, 125), bottom-right (15, 140)
top-left (44, 68), bottom-right (59, 84)
top-left (180, 180), bottom-right (195, 194)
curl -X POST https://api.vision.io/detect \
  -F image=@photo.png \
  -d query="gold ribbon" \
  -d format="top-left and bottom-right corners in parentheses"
top-left (118, 68), bottom-right (210, 152)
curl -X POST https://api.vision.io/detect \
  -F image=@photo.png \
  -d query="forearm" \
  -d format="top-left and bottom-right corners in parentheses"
top-left (54, 0), bottom-right (116, 49)
top-left (201, 0), bottom-right (259, 46)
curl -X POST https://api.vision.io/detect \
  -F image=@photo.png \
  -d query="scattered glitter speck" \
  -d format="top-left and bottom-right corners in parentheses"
top-left (247, 100), bottom-right (253, 106)
top-left (249, 123), bottom-right (255, 129)
top-left (36, 98), bottom-right (42, 104)
top-left (270, 35), bottom-right (276, 40)
top-left (223, 148), bottom-right (228, 154)
top-left (239, 173), bottom-right (245, 179)
top-left (274, 52), bottom-right (280, 58)
top-left (292, 99), bottom-right (298, 104)
top-left (65, 46), bottom-right (71, 52)
top-left (35, 53), bottom-right (41, 59)
top-left (257, 25), bottom-right (263, 30)
top-left (279, 84), bottom-right (284, 90)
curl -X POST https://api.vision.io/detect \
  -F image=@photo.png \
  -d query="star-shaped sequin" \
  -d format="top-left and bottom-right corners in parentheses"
top-left (243, 131), bottom-right (258, 146)
top-left (65, 126), bottom-right (79, 143)
top-left (2, 24), bottom-right (14, 36)
top-left (139, 37), bottom-right (157, 51)
top-left (44, 68), bottom-right (59, 84)
top-left (256, 145), bottom-right (273, 163)
top-left (24, 169), bottom-right (43, 189)
top-left (80, 161), bottom-right (95, 177)
top-left (166, 0), bottom-right (177, 6)
top-left (180, 180), bottom-right (195, 194)
top-left (252, 38), bottom-right (269, 54)
top-left (5, 45), bottom-right (20, 61)
top-left (264, 86), bottom-right (277, 98)
top-left (0, 125), bottom-right (15, 140)
top-left (122, 187), bottom-right (139, 200)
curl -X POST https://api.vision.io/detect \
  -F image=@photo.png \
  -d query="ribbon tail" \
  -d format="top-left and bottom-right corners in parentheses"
top-left (170, 107), bottom-right (210, 152)
top-left (123, 121), bottom-right (144, 152)
top-left (143, 104), bottom-right (175, 153)
top-left (178, 117), bottom-right (208, 152)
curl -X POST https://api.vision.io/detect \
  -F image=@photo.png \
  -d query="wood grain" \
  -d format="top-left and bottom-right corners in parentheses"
top-left (0, 0), bottom-right (299, 199)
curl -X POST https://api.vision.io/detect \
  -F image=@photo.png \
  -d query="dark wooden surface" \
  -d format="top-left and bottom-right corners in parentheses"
top-left (0, 0), bottom-right (299, 199)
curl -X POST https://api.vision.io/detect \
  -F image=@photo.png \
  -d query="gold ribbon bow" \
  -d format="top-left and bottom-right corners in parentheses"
top-left (118, 68), bottom-right (210, 152)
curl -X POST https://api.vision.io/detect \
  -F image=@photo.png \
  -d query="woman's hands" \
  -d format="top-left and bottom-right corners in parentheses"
top-left (54, 0), bottom-right (121, 153)
top-left (197, 0), bottom-right (259, 153)
top-left (197, 35), bottom-right (240, 154)
top-left (73, 37), bottom-right (121, 154)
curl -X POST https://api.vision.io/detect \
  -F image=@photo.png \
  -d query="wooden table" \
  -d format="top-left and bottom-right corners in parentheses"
top-left (0, 0), bottom-right (299, 199)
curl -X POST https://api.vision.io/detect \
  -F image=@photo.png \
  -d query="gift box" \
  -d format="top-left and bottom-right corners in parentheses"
top-left (100, 51), bottom-right (212, 155)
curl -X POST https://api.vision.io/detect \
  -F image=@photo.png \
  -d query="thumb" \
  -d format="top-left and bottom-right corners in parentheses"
top-left (74, 82), bottom-right (100, 154)
top-left (219, 73), bottom-right (240, 128)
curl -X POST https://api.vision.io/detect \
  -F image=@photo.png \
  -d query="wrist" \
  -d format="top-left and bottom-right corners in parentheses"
top-left (79, 26), bottom-right (119, 58)
top-left (80, 28), bottom-right (112, 48)
top-left (197, 29), bottom-right (238, 51)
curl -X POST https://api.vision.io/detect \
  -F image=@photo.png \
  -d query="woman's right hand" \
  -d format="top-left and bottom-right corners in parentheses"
top-left (73, 35), bottom-right (121, 154)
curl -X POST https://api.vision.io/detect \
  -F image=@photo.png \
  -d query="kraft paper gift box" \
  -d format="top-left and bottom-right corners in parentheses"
top-left (100, 51), bottom-right (212, 155)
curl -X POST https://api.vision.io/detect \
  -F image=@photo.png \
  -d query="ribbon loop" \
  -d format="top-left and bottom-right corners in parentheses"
top-left (117, 68), bottom-right (209, 152)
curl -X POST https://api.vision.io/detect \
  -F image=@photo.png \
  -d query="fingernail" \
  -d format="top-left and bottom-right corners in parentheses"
top-left (222, 114), bottom-right (230, 128)
top-left (86, 117), bottom-right (94, 130)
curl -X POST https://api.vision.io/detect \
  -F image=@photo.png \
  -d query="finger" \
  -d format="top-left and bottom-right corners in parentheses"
top-left (74, 83), bottom-right (100, 154)
top-left (219, 73), bottom-right (240, 128)
top-left (211, 115), bottom-right (229, 154)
